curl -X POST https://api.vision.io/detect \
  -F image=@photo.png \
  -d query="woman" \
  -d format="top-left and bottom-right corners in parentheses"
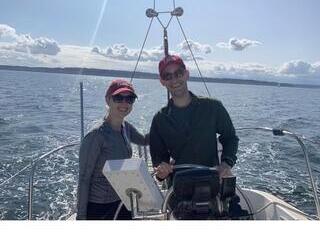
top-left (76, 79), bottom-right (149, 220)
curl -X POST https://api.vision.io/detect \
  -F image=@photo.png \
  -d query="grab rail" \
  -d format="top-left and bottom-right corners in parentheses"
top-left (236, 127), bottom-right (320, 219)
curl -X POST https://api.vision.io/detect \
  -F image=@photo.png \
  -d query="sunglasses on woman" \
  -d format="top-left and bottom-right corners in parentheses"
top-left (112, 94), bottom-right (136, 104)
top-left (162, 68), bottom-right (185, 81)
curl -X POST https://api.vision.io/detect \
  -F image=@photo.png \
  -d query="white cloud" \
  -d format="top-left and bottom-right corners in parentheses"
top-left (178, 52), bottom-right (205, 61)
top-left (0, 45), bottom-right (47, 66)
top-left (0, 24), bottom-right (17, 39)
top-left (91, 40), bottom-right (213, 62)
top-left (194, 61), bottom-right (278, 82)
top-left (278, 60), bottom-right (320, 82)
top-left (0, 24), bottom-right (60, 55)
top-left (48, 45), bottom-right (276, 81)
top-left (217, 37), bottom-right (261, 51)
top-left (279, 60), bottom-right (312, 75)
top-left (312, 62), bottom-right (320, 75)
top-left (91, 44), bottom-right (163, 61)
top-left (178, 39), bottom-right (212, 54)
top-left (6, 35), bottom-right (60, 55)
top-left (0, 27), bottom-right (319, 84)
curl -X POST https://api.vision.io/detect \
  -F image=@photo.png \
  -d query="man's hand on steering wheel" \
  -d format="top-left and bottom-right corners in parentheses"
top-left (154, 161), bottom-right (174, 180)
top-left (216, 161), bottom-right (233, 179)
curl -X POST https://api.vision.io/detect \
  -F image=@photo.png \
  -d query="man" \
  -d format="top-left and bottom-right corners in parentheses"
top-left (150, 55), bottom-right (239, 180)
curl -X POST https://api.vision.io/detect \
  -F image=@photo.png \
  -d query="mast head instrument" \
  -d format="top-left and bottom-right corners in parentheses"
top-left (145, 7), bottom-right (184, 18)
top-left (171, 7), bottom-right (183, 17)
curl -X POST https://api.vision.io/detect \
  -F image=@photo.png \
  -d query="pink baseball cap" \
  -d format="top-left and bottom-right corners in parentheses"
top-left (158, 55), bottom-right (186, 79)
top-left (105, 79), bottom-right (137, 101)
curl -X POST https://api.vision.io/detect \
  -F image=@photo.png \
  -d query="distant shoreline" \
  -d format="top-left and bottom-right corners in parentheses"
top-left (1, 64), bottom-right (319, 89)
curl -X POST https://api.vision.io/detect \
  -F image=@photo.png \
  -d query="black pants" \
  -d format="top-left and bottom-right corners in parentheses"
top-left (87, 201), bottom-right (132, 220)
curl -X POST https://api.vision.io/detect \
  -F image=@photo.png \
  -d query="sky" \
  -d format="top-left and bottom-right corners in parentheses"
top-left (0, 0), bottom-right (320, 84)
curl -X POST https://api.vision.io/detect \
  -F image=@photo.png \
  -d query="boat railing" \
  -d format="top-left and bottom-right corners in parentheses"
top-left (235, 127), bottom-right (320, 219)
top-left (0, 142), bottom-right (80, 220)
top-left (0, 127), bottom-right (318, 219)
top-left (0, 141), bottom-right (150, 220)
top-left (27, 142), bottom-right (81, 220)
top-left (128, 128), bottom-right (320, 220)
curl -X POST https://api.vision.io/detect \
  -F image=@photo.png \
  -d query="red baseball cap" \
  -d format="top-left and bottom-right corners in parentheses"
top-left (158, 55), bottom-right (186, 79)
top-left (105, 79), bottom-right (137, 101)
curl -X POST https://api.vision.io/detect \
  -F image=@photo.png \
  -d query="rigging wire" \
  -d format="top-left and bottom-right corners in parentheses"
top-left (130, 17), bottom-right (155, 83)
top-left (156, 15), bottom-right (174, 29)
top-left (132, 0), bottom-right (212, 98)
top-left (176, 16), bottom-right (211, 97)
top-left (131, 0), bottom-right (212, 99)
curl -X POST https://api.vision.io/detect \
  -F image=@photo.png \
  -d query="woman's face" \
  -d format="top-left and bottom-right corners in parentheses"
top-left (107, 92), bottom-right (136, 119)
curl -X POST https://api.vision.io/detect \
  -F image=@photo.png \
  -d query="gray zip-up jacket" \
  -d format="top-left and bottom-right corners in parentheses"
top-left (76, 120), bottom-right (149, 219)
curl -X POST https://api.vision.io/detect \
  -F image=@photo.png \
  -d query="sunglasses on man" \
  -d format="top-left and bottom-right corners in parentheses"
top-left (112, 94), bottom-right (136, 104)
top-left (162, 68), bottom-right (185, 81)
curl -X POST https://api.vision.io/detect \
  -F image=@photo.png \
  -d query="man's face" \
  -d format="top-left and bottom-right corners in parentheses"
top-left (160, 63), bottom-right (189, 98)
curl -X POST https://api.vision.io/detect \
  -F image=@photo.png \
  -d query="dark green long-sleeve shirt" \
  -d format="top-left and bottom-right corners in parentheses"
top-left (150, 92), bottom-right (239, 168)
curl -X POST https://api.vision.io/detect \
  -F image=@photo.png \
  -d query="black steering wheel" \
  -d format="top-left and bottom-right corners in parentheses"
top-left (161, 164), bottom-right (219, 216)
top-left (172, 164), bottom-right (216, 172)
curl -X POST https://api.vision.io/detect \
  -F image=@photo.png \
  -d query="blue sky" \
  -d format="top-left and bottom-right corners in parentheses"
top-left (0, 0), bottom-right (320, 84)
